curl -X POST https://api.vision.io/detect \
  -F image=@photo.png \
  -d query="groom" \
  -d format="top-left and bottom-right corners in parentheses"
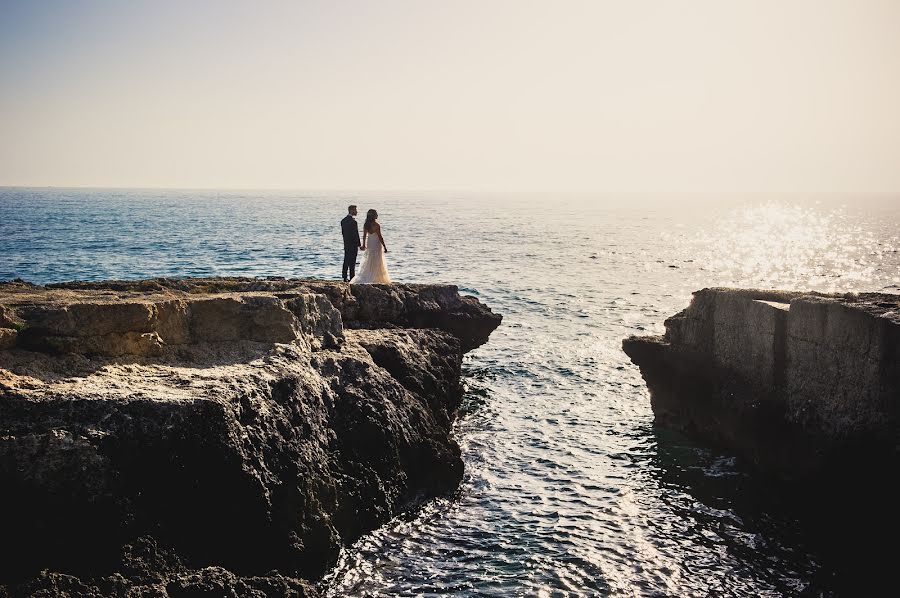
top-left (340, 205), bottom-right (361, 282)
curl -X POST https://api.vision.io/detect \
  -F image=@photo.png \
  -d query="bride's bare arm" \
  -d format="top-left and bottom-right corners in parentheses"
top-left (361, 231), bottom-right (368, 250)
top-left (376, 224), bottom-right (387, 252)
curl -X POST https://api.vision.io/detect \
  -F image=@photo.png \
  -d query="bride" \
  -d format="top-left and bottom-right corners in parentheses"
top-left (350, 209), bottom-right (392, 284)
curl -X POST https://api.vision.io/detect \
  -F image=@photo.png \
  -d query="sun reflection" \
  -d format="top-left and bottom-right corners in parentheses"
top-left (693, 202), bottom-right (899, 293)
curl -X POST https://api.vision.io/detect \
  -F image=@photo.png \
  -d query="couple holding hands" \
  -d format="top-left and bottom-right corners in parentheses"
top-left (340, 205), bottom-right (391, 285)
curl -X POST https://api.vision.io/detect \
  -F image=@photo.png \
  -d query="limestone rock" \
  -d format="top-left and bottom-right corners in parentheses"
top-left (351, 328), bottom-right (464, 417)
top-left (0, 277), bottom-right (501, 594)
top-left (623, 287), bottom-right (900, 479)
top-left (346, 284), bottom-right (502, 352)
top-left (0, 305), bottom-right (23, 329)
top-left (0, 328), bottom-right (16, 350)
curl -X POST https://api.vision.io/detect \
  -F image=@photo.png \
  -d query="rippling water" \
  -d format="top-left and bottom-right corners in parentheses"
top-left (2, 189), bottom-right (899, 597)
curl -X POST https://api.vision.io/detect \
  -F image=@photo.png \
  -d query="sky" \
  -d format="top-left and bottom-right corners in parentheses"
top-left (1, 0), bottom-right (899, 192)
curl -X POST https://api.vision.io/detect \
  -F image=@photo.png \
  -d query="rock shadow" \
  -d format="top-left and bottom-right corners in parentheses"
top-left (649, 425), bottom-right (900, 597)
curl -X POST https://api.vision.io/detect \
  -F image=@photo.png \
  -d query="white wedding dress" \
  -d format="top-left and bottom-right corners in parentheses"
top-left (350, 233), bottom-right (391, 284)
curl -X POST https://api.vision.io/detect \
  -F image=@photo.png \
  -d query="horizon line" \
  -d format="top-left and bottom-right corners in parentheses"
top-left (2, 185), bottom-right (899, 195)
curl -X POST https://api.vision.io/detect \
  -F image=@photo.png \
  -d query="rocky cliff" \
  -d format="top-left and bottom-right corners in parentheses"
top-left (623, 288), bottom-right (900, 479)
top-left (0, 278), bottom-right (501, 597)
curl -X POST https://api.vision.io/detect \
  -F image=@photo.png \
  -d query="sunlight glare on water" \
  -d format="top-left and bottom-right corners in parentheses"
top-left (691, 201), bottom-right (899, 292)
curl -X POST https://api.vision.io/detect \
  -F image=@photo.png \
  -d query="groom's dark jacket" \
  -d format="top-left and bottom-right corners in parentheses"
top-left (341, 215), bottom-right (361, 248)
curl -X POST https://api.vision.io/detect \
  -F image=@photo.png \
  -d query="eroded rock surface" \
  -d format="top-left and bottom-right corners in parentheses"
top-left (623, 288), bottom-right (900, 479)
top-left (0, 278), bottom-right (501, 596)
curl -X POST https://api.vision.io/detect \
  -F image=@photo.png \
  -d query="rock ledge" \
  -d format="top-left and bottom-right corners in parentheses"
top-left (0, 277), bottom-right (501, 597)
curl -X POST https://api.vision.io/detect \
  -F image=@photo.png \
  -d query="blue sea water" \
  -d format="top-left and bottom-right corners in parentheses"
top-left (2, 188), bottom-right (900, 597)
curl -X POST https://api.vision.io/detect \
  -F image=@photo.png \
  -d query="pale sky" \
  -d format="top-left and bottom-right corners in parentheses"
top-left (1, 0), bottom-right (899, 191)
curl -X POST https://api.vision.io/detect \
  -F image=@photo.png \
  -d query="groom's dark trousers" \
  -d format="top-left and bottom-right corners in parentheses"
top-left (342, 245), bottom-right (358, 281)
top-left (341, 214), bottom-right (361, 281)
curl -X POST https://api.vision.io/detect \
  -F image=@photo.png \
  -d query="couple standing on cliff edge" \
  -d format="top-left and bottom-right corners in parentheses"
top-left (341, 205), bottom-right (392, 285)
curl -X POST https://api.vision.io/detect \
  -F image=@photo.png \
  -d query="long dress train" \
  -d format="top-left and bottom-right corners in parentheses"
top-left (350, 237), bottom-right (391, 284)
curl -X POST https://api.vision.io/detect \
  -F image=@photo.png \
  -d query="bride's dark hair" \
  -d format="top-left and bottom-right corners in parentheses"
top-left (364, 209), bottom-right (378, 232)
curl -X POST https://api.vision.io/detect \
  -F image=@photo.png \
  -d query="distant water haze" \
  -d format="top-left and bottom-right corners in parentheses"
top-left (2, 0), bottom-right (900, 192)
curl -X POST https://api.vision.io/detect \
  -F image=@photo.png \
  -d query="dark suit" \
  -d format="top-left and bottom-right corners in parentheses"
top-left (341, 214), bottom-right (361, 281)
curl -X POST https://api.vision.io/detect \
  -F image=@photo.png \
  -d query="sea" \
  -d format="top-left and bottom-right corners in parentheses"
top-left (2, 188), bottom-right (899, 597)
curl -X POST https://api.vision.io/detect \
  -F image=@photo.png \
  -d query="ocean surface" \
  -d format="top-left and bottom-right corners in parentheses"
top-left (2, 188), bottom-right (899, 597)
